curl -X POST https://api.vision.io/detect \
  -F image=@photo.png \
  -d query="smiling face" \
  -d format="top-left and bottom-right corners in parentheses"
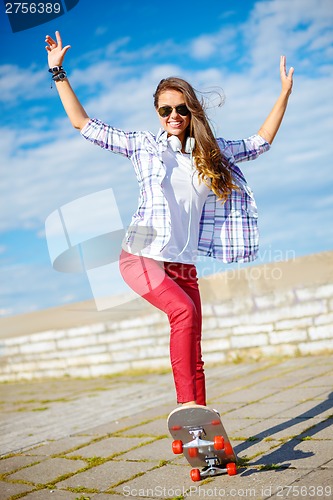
top-left (156, 89), bottom-right (191, 146)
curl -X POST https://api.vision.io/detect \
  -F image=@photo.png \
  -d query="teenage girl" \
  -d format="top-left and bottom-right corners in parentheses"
top-left (45, 31), bottom-right (294, 407)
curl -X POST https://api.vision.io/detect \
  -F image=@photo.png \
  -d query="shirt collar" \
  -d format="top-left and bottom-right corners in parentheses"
top-left (156, 128), bottom-right (168, 146)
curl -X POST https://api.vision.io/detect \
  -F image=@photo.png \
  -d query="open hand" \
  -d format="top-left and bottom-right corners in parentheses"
top-left (45, 31), bottom-right (71, 68)
top-left (280, 55), bottom-right (294, 96)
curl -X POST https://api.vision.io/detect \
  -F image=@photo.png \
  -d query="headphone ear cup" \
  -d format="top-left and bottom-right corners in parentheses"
top-left (168, 135), bottom-right (182, 152)
top-left (185, 137), bottom-right (195, 153)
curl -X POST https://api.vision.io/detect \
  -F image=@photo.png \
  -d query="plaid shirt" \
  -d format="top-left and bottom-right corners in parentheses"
top-left (81, 119), bottom-right (270, 263)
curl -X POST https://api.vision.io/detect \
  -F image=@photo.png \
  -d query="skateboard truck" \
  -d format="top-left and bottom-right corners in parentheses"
top-left (183, 427), bottom-right (214, 451)
top-left (183, 426), bottom-right (225, 452)
top-left (191, 459), bottom-right (237, 481)
top-left (201, 457), bottom-right (224, 478)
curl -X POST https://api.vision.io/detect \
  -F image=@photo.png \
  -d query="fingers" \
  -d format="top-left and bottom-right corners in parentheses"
top-left (55, 30), bottom-right (62, 48)
top-left (280, 55), bottom-right (286, 76)
top-left (288, 66), bottom-right (295, 79)
top-left (280, 55), bottom-right (294, 80)
top-left (279, 55), bottom-right (294, 96)
top-left (45, 34), bottom-right (56, 48)
top-left (45, 31), bottom-right (63, 49)
top-left (62, 44), bottom-right (71, 56)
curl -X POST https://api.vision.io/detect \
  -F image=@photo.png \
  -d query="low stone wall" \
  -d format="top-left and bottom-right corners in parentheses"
top-left (1, 251), bottom-right (332, 381)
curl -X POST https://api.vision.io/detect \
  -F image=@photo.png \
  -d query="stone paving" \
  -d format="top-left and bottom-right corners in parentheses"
top-left (0, 355), bottom-right (332, 500)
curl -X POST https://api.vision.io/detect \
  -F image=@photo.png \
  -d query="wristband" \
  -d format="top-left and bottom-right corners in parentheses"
top-left (52, 71), bottom-right (67, 82)
top-left (50, 69), bottom-right (67, 88)
top-left (48, 66), bottom-right (64, 74)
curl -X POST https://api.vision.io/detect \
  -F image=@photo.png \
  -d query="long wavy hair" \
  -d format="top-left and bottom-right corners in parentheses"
top-left (153, 77), bottom-right (236, 202)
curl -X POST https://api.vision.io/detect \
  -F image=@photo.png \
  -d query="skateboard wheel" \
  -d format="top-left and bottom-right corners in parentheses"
top-left (211, 419), bottom-right (221, 426)
top-left (224, 442), bottom-right (233, 456)
top-left (213, 435), bottom-right (224, 450)
top-left (226, 462), bottom-right (237, 476)
top-left (172, 439), bottom-right (183, 454)
top-left (190, 468), bottom-right (201, 481)
top-left (188, 447), bottom-right (198, 458)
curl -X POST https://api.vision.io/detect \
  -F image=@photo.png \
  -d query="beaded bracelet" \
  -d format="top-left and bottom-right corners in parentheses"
top-left (48, 65), bottom-right (64, 74)
top-left (52, 71), bottom-right (67, 82)
top-left (48, 66), bottom-right (67, 88)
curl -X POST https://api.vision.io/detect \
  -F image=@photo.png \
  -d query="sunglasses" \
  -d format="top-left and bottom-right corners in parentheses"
top-left (157, 104), bottom-right (190, 118)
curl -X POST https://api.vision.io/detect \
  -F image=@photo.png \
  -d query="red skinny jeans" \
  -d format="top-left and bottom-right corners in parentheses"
top-left (119, 249), bottom-right (206, 405)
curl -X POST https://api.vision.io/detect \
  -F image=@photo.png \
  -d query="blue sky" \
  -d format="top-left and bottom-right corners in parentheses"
top-left (0, 0), bottom-right (332, 317)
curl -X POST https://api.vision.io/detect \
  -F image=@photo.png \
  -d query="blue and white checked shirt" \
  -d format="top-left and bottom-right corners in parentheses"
top-left (81, 119), bottom-right (271, 263)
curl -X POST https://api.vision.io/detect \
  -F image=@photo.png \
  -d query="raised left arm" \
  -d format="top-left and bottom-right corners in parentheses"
top-left (258, 56), bottom-right (294, 144)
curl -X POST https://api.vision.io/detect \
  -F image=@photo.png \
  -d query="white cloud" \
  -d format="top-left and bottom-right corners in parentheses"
top-left (0, 64), bottom-right (48, 104)
top-left (190, 26), bottom-right (239, 61)
top-left (243, 0), bottom-right (333, 74)
top-left (191, 37), bottom-right (215, 59)
top-left (95, 25), bottom-right (109, 37)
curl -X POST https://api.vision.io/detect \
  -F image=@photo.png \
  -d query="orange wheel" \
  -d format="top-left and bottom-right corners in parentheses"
top-left (214, 435), bottom-right (224, 450)
top-left (190, 468), bottom-right (201, 481)
top-left (224, 442), bottom-right (233, 456)
top-left (172, 439), bottom-right (183, 454)
top-left (211, 419), bottom-right (221, 426)
top-left (226, 462), bottom-right (237, 476)
top-left (188, 447), bottom-right (198, 458)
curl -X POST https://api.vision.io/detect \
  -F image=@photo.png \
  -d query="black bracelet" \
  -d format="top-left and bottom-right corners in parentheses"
top-left (50, 69), bottom-right (67, 88)
top-left (48, 65), bottom-right (64, 74)
top-left (52, 71), bottom-right (67, 81)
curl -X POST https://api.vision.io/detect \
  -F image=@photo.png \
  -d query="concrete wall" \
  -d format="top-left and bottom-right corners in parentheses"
top-left (1, 251), bottom-right (333, 381)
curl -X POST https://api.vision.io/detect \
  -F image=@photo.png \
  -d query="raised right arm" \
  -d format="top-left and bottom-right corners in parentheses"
top-left (45, 31), bottom-right (90, 130)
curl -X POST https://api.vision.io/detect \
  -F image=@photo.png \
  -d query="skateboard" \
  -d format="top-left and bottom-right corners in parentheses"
top-left (167, 405), bottom-right (237, 481)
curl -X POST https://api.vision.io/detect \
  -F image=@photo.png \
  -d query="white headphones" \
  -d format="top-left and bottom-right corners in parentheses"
top-left (168, 135), bottom-right (195, 154)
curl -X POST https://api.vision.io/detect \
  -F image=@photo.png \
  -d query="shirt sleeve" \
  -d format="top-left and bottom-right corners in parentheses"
top-left (218, 134), bottom-right (271, 164)
top-left (80, 118), bottom-right (143, 159)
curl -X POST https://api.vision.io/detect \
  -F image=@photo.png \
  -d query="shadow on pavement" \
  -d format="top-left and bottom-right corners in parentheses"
top-left (234, 392), bottom-right (333, 475)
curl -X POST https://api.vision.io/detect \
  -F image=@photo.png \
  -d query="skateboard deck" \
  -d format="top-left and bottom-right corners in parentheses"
top-left (167, 405), bottom-right (237, 481)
